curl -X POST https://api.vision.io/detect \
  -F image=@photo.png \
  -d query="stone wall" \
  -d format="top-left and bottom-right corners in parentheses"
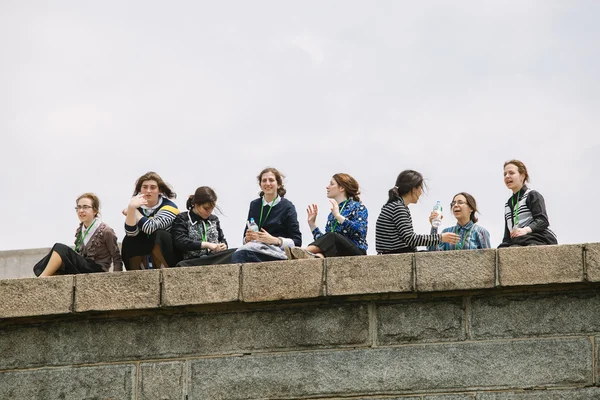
top-left (0, 248), bottom-right (47, 280)
top-left (1, 243), bottom-right (600, 399)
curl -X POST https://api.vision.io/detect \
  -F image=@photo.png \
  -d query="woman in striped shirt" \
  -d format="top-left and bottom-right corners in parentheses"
top-left (122, 171), bottom-right (179, 269)
top-left (375, 170), bottom-right (459, 254)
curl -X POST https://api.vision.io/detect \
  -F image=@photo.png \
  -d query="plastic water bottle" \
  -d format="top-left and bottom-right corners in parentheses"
top-left (432, 201), bottom-right (443, 228)
top-left (248, 218), bottom-right (259, 233)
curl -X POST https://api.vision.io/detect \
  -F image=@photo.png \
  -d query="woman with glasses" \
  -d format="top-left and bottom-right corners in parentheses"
top-left (121, 171), bottom-right (179, 269)
top-left (34, 193), bottom-right (122, 276)
top-left (428, 192), bottom-right (491, 251)
top-left (376, 170), bottom-right (459, 254)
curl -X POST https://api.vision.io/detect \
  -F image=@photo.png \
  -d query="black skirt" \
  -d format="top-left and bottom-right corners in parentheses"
top-left (310, 233), bottom-right (366, 258)
top-left (121, 230), bottom-right (177, 268)
top-left (176, 248), bottom-right (237, 267)
top-left (33, 243), bottom-right (103, 276)
top-left (498, 231), bottom-right (558, 248)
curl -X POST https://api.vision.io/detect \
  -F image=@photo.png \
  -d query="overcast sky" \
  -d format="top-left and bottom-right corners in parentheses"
top-left (1, 1), bottom-right (599, 253)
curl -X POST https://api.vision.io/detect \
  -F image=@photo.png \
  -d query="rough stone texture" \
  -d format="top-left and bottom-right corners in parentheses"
top-left (242, 258), bottom-right (323, 302)
top-left (74, 269), bottom-right (160, 312)
top-left (476, 387), bottom-right (600, 399)
top-left (0, 275), bottom-right (73, 318)
top-left (0, 248), bottom-right (47, 280)
top-left (377, 297), bottom-right (466, 344)
top-left (139, 361), bottom-right (186, 400)
top-left (471, 290), bottom-right (600, 339)
top-left (585, 242), bottom-right (600, 282)
top-left (498, 244), bottom-right (584, 287)
top-left (0, 364), bottom-right (135, 399)
top-left (188, 338), bottom-right (591, 400)
top-left (162, 264), bottom-right (240, 306)
top-left (416, 249), bottom-right (495, 292)
top-left (425, 395), bottom-right (475, 400)
top-left (0, 304), bottom-right (368, 370)
top-left (327, 254), bottom-right (412, 296)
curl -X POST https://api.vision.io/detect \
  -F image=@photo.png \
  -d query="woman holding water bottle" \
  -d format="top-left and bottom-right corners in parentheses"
top-left (428, 192), bottom-right (491, 251)
top-left (231, 167), bottom-right (302, 263)
top-left (375, 170), bottom-right (459, 254)
top-left (498, 160), bottom-right (557, 247)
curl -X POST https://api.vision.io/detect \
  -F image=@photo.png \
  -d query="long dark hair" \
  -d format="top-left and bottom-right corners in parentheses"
top-left (133, 171), bottom-right (176, 199)
top-left (186, 186), bottom-right (219, 212)
top-left (452, 192), bottom-right (479, 223)
top-left (257, 167), bottom-right (287, 198)
top-left (387, 170), bottom-right (425, 204)
top-left (332, 173), bottom-right (361, 202)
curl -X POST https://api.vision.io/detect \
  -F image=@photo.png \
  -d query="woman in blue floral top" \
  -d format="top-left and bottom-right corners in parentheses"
top-left (428, 192), bottom-right (491, 251)
top-left (300, 173), bottom-right (368, 258)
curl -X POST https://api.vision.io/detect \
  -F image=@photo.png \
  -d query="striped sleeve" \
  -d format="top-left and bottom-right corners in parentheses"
top-left (138, 205), bottom-right (179, 234)
top-left (376, 202), bottom-right (441, 252)
top-left (391, 205), bottom-right (441, 248)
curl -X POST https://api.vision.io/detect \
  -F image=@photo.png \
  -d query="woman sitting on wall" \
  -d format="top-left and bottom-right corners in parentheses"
top-left (122, 171), bottom-right (179, 269)
top-left (499, 160), bottom-right (557, 247)
top-left (428, 192), bottom-right (491, 251)
top-left (34, 193), bottom-right (122, 276)
top-left (172, 186), bottom-right (236, 266)
top-left (375, 170), bottom-right (459, 254)
top-left (231, 167), bottom-right (302, 263)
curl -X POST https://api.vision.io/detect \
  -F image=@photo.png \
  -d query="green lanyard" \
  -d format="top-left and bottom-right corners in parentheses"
top-left (455, 224), bottom-right (473, 250)
top-left (511, 191), bottom-right (521, 226)
top-left (196, 220), bottom-right (208, 242)
top-left (259, 196), bottom-right (278, 229)
top-left (75, 219), bottom-right (97, 252)
top-left (330, 200), bottom-right (348, 233)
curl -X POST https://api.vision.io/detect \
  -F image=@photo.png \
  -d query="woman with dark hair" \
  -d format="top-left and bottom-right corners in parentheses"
top-left (427, 192), bottom-right (491, 251)
top-left (34, 193), bottom-right (122, 276)
top-left (499, 160), bottom-right (557, 247)
top-left (121, 171), bottom-right (179, 269)
top-left (231, 167), bottom-right (302, 263)
top-left (172, 186), bottom-right (236, 267)
top-left (375, 170), bottom-right (459, 254)
top-left (297, 173), bottom-right (367, 258)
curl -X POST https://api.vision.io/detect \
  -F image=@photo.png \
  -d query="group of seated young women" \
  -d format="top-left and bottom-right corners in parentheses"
top-left (34, 160), bottom-right (558, 276)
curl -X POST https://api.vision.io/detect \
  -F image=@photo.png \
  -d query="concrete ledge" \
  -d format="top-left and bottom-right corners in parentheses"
top-left (0, 276), bottom-right (73, 318)
top-left (327, 254), bottom-right (412, 296)
top-left (416, 249), bottom-right (496, 292)
top-left (0, 248), bottom-right (48, 280)
top-left (498, 244), bottom-right (584, 287)
top-left (74, 270), bottom-right (160, 312)
top-left (585, 242), bottom-right (600, 282)
top-left (242, 259), bottom-right (324, 302)
top-left (162, 264), bottom-right (240, 306)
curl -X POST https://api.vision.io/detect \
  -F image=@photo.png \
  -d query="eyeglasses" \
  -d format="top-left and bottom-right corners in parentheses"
top-left (75, 205), bottom-right (94, 211)
top-left (450, 200), bottom-right (467, 207)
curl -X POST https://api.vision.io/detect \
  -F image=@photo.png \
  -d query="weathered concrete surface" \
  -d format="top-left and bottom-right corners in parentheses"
top-left (162, 264), bottom-right (240, 306)
top-left (377, 297), bottom-right (466, 344)
top-left (0, 304), bottom-right (369, 370)
top-left (471, 290), bottom-right (600, 339)
top-left (327, 254), bottom-right (412, 296)
top-left (0, 248), bottom-right (47, 280)
top-left (0, 364), bottom-right (135, 399)
top-left (416, 249), bottom-right (495, 292)
top-left (476, 387), bottom-right (600, 399)
top-left (425, 395), bottom-right (476, 400)
top-left (139, 361), bottom-right (186, 400)
top-left (498, 244), bottom-right (584, 286)
top-left (0, 275), bottom-right (73, 318)
top-left (585, 242), bottom-right (600, 282)
top-left (74, 270), bottom-right (160, 312)
top-left (242, 258), bottom-right (324, 302)
top-left (188, 338), bottom-right (591, 399)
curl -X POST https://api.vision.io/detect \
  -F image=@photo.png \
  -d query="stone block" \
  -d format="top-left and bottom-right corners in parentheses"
top-left (327, 254), bottom-right (412, 296)
top-left (477, 387), bottom-right (600, 399)
top-left (74, 270), bottom-right (160, 312)
top-left (471, 290), bottom-right (600, 339)
top-left (162, 264), bottom-right (240, 306)
top-left (498, 244), bottom-right (584, 287)
top-left (139, 361), bottom-right (186, 400)
top-left (425, 395), bottom-right (475, 400)
top-left (377, 297), bottom-right (466, 345)
top-left (0, 248), bottom-right (48, 280)
top-left (585, 242), bottom-right (600, 282)
top-left (0, 275), bottom-right (73, 318)
top-left (242, 258), bottom-right (323, 302)
top-left (0, 364), bottom-right (135, 399)
top-left (188, 338), bottom-right (591, 399)
top-left (0, 304), bottom-right (368, 370)
top-left (416, 249), bottom-right (495, 292)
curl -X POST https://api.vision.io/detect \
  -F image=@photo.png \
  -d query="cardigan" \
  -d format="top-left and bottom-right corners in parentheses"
top-left (172, 211), bottom-right (227, 259)
top-left (75, 222), bottom-right (123, 272)
top-left (125, 196), bottom-right (179, 236)
top-left (243, 197), bottom-right (302, 247)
